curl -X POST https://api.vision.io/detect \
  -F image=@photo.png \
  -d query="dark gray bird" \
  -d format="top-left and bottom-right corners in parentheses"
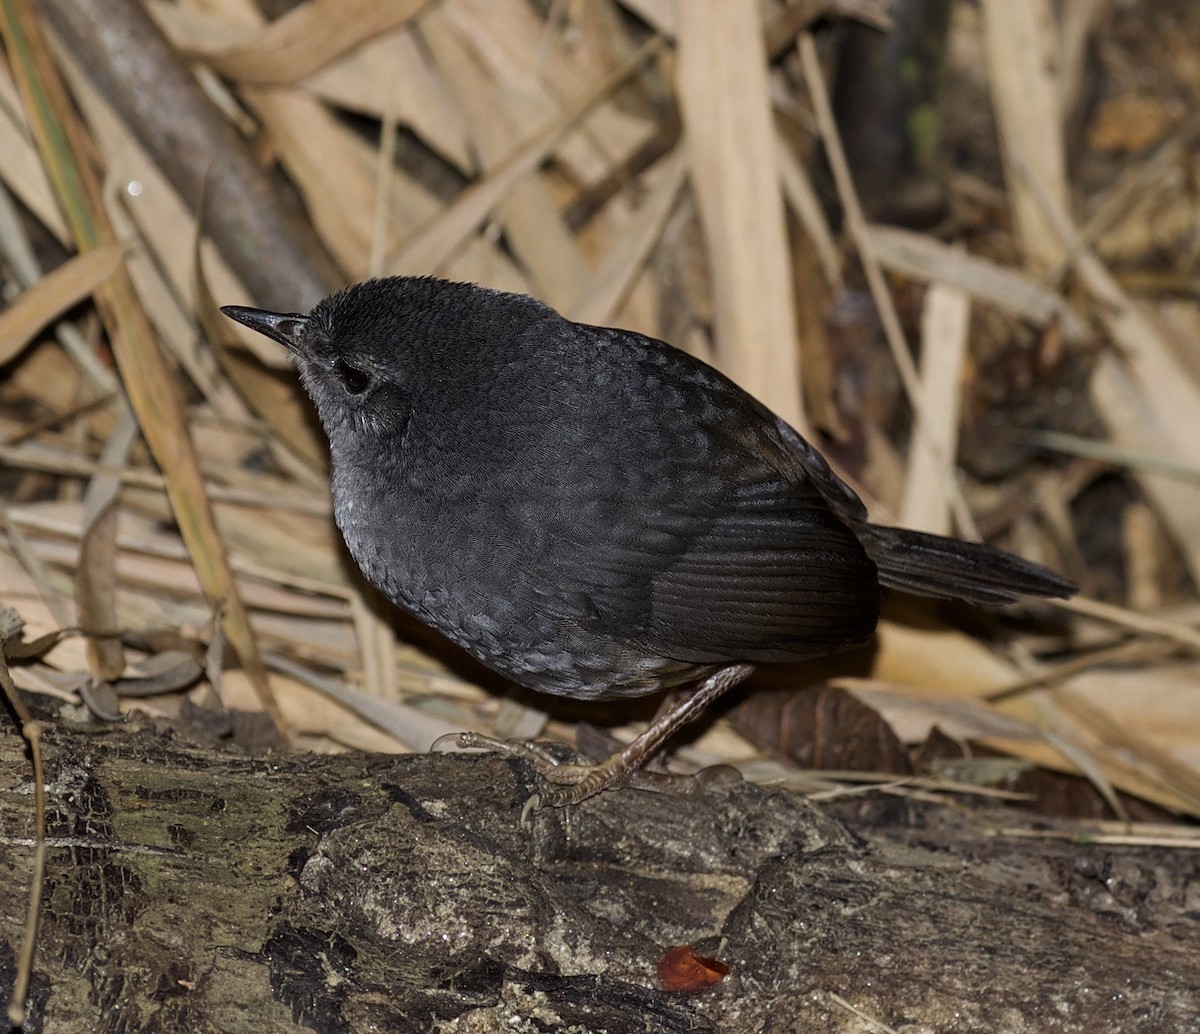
top-left (223, 277), bottom-right (1074, 806)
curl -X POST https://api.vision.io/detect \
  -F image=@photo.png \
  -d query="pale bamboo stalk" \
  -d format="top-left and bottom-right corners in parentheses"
top-left (677, 0), bottom-right (806, 433)
top-left (980, 0), bottom-right (1069, 271)
top-left (900, 283), bottom-right (971, 535)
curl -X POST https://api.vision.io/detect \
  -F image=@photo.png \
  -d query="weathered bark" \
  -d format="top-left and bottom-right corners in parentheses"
top-left (0, 717), bottom-right (1195, 1033)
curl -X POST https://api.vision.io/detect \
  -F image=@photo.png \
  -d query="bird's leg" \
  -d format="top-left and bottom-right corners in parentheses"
top-left (450, 663), bottom-right (755, 809)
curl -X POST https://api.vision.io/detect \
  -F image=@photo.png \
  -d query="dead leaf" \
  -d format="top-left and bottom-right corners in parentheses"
top-left (75, 408), bottom-right (138, 683)
top-left (200, 0), bottom-right (437, 85)
top-left (658, 945), bottom-right (731, 993)
top-left (0, 242), bottom-right (128, 365)
top-left (112, 650), bottom-right (204, 697)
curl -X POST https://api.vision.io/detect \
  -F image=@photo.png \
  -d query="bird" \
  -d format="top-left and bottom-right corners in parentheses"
top-left (222, 277), bottom-right (1075, 808)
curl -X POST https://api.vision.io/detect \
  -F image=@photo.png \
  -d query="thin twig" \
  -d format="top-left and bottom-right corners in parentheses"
top-left (1051, 595), bottom-right (1200, 654)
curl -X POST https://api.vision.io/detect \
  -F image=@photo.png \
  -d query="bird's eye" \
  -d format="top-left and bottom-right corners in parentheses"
top-left (334, 358), bottom-right (372, 395)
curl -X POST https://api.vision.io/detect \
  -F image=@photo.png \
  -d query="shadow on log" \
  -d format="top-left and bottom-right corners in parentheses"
top-left (0, 717), bottom-right (1196, 1032)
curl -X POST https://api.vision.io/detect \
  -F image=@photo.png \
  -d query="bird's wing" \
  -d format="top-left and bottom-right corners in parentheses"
top-left (627, 345), bottom-right (879, 660)
top-left (638, 476), bottom-right (880, 662)
top-left (515, 321), bottom-right (881, 664)
top-left (536, 417), bottom-right (880, 664)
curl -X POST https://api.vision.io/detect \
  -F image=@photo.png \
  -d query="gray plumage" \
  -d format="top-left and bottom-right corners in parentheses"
top-left (222, 277), bottom-right (1074, 703)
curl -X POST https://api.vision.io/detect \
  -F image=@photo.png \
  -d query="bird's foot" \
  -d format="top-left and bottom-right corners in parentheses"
top-left (438, 731), bottom-right (631, 810)
top-left (435, 731), bottom-right (568, 770)
top-left (435, 731), bottom-right (742, 819)
top-left (435, 667), bottom-right (754, 817)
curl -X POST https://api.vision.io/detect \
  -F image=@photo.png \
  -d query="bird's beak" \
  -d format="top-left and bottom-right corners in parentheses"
top-left (220, 305), bottom-right (309, 355)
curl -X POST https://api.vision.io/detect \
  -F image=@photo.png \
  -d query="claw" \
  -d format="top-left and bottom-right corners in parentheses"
top-left (520, 793), bottom-right (542, 828)
top-left (430, 732), bottom-right (470, 753)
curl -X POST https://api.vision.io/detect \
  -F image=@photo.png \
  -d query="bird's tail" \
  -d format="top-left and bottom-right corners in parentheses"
top-left (857, 524), bottom-right (1076, 605)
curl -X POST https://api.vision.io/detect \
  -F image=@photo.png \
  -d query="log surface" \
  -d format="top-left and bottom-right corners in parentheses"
top-left (0, 717), bottom-right (1196, 1033)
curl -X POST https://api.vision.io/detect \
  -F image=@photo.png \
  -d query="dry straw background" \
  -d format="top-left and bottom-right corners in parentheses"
top-left (1, 0), bottom-right (1198, 832)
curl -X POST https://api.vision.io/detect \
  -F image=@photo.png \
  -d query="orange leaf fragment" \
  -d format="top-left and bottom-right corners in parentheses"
top-left (657, 944), bottom-right (731, 993)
